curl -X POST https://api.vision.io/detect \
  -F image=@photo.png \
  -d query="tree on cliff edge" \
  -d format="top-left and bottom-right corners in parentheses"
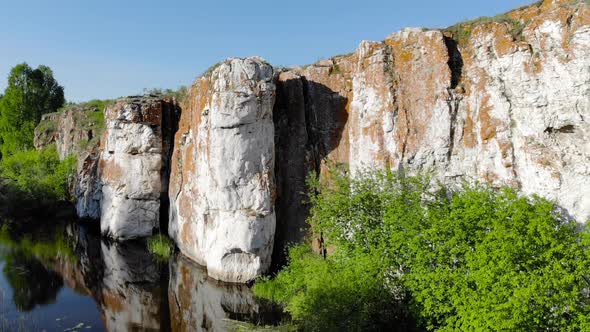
top-left (0, 63), bottom-right (64, 156)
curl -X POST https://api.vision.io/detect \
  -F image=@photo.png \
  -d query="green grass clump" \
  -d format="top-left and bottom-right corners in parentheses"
top-left (228, 320), bottom-right (297, 332)
top-left (81, 99), bottom-right (114, 112)
top-left (147, 234), bottom-right (174, 260)
top-left (255, 167), bottom-right (590, 331)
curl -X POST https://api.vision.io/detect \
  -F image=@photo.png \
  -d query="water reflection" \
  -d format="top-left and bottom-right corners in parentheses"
top-left (169, 254), bottom-right (259, 331)
top-left (0, 221), bottom-right (283, 331)
top-left (99, 240), bottom-right (168, 331)
top-left (3, 251), bottom-right (63, 311)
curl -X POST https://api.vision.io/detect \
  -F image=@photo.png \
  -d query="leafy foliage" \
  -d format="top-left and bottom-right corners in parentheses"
top-left (0, 145), bottom-right (76, 205)
top-left (0, 63), bottom-right (65, 156)
top-left (255, 168), bottom-right (590, 331)
top-left (255, 245), bottom-right (413, 332)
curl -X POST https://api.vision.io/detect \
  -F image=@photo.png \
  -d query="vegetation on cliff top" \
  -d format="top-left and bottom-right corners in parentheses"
top-left (444, 14), bottom-right (527, 45)
top-left (142, 87), bottom-right (188, 103)
top-left (255, 168), bottom-right (590, 331)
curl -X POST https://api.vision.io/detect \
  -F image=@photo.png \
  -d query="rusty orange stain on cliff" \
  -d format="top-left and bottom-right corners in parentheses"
top-left (386, 30), bottom-right (451, 160)
top-left (478, 95), bottom-right (498, 142)
top-left (463, 106), bottom-right (477, 149)
top-left (102, 291), bottom-right (125, 313)
top-left (99, 158), bottom-right (124, 184)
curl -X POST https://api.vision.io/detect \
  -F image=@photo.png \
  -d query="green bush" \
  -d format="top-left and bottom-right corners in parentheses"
top-left (255, 168), bottom-right (590, 331)
top-left (147, 233), bottom-right (174, 260)
top-left (0, 145), bottom-right (75, 204)
top-left (255, 245), bottom-right (412, 332)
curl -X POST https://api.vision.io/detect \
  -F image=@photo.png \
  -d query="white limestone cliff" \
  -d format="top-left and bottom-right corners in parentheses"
top-left (99, 97), bottom-right (177, 239)
top-left (168, 57), bottom-right (276, 283)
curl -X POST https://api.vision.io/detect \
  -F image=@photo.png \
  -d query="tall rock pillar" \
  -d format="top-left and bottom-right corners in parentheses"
top-left (169, 57), bottom-right (276, 283)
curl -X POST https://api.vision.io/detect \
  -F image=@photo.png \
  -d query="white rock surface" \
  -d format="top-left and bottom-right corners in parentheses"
top-left (169, 57), bottom-right (276, 282)
top-left (100, 98), bottom-right (169, 239)
top-left (344, 4), bottom-right (590, 222)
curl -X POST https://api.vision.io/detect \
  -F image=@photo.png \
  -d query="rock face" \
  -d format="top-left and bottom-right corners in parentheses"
top-left (168, 57), bottom-right (276, 282)
top-left (76, 145), bottom-right (103, 219)
top-left (33, 104), bottom-right (107, 219)
top-left (272, 0), bottom-right (590, 259)
top-left (34, 96), bottom-right (180, 238)
top-left (99, 97), bottom-right (179, 239)
top-left (34, 104), bottom-right (102, 159)
top-left (33, 0), bottom-right (589, 283)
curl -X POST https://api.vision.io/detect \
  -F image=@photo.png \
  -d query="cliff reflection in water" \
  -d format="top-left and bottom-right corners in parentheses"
top-left (0, 221), bottom-right (281, 331)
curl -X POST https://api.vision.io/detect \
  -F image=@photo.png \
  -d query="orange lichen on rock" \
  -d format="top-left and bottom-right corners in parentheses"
top-left (478, 96), bottom-right (498, 142)
top-left (463, 108), bottom-right (477, 149)
top-left (102, 291), bottom-right (125, 313)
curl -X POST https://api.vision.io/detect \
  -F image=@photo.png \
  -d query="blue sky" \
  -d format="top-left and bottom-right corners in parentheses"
top-left (0, 0), bottom-right (533, 102)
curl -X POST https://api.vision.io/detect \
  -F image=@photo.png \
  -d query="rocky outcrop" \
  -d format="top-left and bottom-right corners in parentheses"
top-left (75, 145), bottom-right (103, 219)
top-left (32, 0), bottom-right (590, 283)
top-left (34, 104), bottom-right (103, 159)
top-left (272, 0), bottom-right (590, 259)
top-left (99, 97), bottom-right (180, 239)
top-left (34, 104), bottom-right (107, 219)
top-left (168, 57), bottom-right (276, 283)
top-left (34, 96), bottom-right (180, 238)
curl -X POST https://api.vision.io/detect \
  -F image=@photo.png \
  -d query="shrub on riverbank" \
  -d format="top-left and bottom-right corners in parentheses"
top-left (0, 146), bottom-right (75, 214)
top-left (255, 168), bottom-right (590, 331)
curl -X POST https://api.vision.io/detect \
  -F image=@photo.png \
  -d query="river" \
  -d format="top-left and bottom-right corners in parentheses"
top-left (0, 220), bottom-right (283, 331)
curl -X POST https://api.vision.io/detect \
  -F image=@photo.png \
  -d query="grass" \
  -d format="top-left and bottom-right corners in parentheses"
top-left (147, 233), bottom-right (174, 260)
top-left (444, 14), bottom-right (527, 45)
top-left (227, 320), bottom-right (297, 332)
top-left (34, 115), bottom-right (58, 135)
top-left (0, 145), bottom-right (76, 204)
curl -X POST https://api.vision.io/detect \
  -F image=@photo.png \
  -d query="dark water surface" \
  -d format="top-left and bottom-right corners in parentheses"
top-left (0, 220), bottom-right (282, 331)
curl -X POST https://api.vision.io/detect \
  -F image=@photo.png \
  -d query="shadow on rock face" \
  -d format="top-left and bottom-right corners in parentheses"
top-left (273, 77), bottom-right (349, 269)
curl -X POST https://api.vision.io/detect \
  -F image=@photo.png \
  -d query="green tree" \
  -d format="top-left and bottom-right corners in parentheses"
top-left (0, 63), bottom-right (64, 156)
top-left (255, 168), bottom-right (590, 331)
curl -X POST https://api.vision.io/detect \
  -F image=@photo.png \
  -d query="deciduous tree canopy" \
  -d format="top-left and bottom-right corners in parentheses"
top-left (0, 63), bottom-right (64, 156)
